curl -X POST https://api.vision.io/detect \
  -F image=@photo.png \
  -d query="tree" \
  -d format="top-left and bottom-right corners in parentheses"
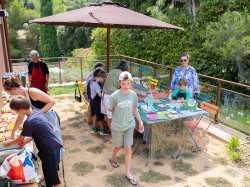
top-left (7, 0), bottom-right (40, 58)
top-left (40, 0), bottom-right (60, 57)
top-left (203, 11), bottom-right (250, 83)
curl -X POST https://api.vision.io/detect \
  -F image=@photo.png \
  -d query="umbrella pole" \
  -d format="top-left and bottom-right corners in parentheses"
top-left (106, 27), bottom-right (110, 72)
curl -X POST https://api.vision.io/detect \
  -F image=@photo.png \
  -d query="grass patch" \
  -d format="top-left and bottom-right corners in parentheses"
top-left (213, 157), bottom-right (228, 165)
top-left (140, 170), bottom-right (171, 183)
top-left (69, 148), bottom-right (81, 153)
top-left (105, 173), bottom-right (130, 187)
top-left (171, 160), bottom-right (198, 176)
top-left (72, 161), bottom-right (94, 176)
top-left (96, 165), bottom-right (108, 171)
top-left (66, 104), bottom-right (76, 112)
top-left (224, 168), bottom-right (237, 177)
top-left (86, 145), bottom-right (105, 154)
top-left (153, 161), bottom-right (164, 166)
top-left (117, 154), bottom-right (125, 164)
top-left (54, 95), bottom-right (69, 100)
top-left (174, 176), bottom-right (184, 182)
top-left (49, 85), bottom-right (75, 96)
top-left (205, 177), bottom-right (233, 187)
top-left (62, 134), bottom-right (75, 141)
top-left (131, 167), bottom-right (143, 175)
top-left (242, 176), bottom-right (250, 187)
top-left (203, 165), bottom-right (210, 171)
top-left (80, 139), bottom-right (94, 145)
top-left (181, 153), bottom-right (196, 159)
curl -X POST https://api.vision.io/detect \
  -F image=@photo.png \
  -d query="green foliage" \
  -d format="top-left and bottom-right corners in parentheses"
top-left (48, 85), bottom-right (74, 96)
top-left (57, 27), bottom-right (92, 56)
top-left (7, 0), bottom-right (40, 58)
top-left (226, 136), bottom-right (243, 163)
top-left (40, 0), bottom-right (60, 57)
top-left (227, 136), bottom-right (240, 152)
top-left (90, 0), bottom-right (250, 84)
top-left (203, 11), bottom-right (250, 83)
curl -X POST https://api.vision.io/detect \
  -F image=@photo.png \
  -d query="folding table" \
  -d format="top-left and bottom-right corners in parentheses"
top-left (135, 101), bottom-right (207, 165)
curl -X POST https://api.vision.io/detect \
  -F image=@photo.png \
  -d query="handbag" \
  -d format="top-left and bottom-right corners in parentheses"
top-left (74, 83), bottom-right (82, 102)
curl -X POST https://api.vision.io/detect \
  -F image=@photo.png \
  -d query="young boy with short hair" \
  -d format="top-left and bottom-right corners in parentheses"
top-left (171, 78), bottom-right (191, 100)
top-left (3, 95), bottom-right (63, 187)
top-left (108, 71), bottom-right (144, 185)
top-left (89, 69), bottom-right (109, 135)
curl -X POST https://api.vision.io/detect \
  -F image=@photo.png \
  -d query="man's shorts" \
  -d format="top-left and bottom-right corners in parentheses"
top-left (112, 126), bottom-right (135, 147)
top-left (38, 148), bottom-right (61, 186)
top-left (101, 93), bottom-right (112, 119)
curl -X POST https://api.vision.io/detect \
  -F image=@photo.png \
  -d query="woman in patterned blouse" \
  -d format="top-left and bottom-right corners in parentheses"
top-left (170, 53), bottom-right (200, 98)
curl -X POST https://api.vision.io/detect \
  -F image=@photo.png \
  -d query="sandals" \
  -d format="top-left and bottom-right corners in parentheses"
top-left (109, 158), bottom-right (120, 168)
top-left (125, 175), bottom-right (138, 185)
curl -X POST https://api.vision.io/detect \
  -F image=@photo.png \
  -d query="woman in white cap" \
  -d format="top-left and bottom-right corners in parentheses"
top-left (28, 50), bottom-right (49, 93)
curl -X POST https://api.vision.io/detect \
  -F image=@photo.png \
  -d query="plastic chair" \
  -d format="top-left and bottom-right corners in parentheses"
top-left (158, 82), bottom-right (170, 95)
top-left (138, 65), bottom-right (150, 85)
top-left (75, 80), bottom-right (89, 111)
top-left (184, 101), bottom-right (219, 151)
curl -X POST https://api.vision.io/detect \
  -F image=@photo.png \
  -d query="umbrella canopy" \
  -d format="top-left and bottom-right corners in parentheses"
top-left (30, 2), bottom-right (184, 71)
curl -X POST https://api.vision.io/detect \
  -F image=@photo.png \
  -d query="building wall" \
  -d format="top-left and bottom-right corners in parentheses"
top-left (0, 3), bottom-right (10, 110)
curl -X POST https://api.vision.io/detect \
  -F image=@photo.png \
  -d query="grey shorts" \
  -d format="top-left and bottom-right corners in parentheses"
top-left (112, 126), bottom-right (135, 147)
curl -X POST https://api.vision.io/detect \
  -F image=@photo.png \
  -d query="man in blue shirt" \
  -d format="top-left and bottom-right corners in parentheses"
top-left (3, 95), bottom-right (63, 187)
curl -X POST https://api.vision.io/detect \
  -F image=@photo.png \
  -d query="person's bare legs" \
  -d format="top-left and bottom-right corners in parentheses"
top-left (108, 118), bottom-right (112, 141)
top-left (108, 118), bottom-right (112, 132)
top-left (112, 147), bottom-right (121, 162)
top-left (87, 105), bottom-right (93, 125)
top-left (55, 183), bottom-right (62, 187)
top-left (92, 115), bottom-right (97, 127)
top-left (98, 120), bottom-right (104, 129)
top-left (124, 146), bottom-right (133, 179)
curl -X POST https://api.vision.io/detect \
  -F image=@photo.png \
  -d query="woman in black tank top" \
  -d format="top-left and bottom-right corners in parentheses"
top-left (3, 75), bottom-right (56, 139)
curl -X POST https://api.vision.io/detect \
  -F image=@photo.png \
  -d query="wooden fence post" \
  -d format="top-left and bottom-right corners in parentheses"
top-left (59, 59), bottom-right (62, 84)
top-left (215, 80), bottom-right (222, 123)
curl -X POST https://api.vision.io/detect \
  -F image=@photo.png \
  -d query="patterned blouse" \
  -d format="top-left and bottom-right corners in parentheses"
top-left (170, 65), bottom-right (200, 97)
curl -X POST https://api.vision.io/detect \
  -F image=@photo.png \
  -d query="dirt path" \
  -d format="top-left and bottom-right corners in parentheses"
top-left (54, 94), bottom-right (250, 187)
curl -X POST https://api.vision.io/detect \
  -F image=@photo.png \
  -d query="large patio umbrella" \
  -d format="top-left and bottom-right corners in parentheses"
top-left (30, 2), bottom-right (184, 72)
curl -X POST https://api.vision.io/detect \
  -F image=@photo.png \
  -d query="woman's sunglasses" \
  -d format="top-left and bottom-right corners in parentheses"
top-left (181, 59), bottom-right (187, 62)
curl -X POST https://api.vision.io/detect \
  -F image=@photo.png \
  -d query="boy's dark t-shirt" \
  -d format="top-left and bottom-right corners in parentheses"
top-left (21, 110), bottom-right (63, 151)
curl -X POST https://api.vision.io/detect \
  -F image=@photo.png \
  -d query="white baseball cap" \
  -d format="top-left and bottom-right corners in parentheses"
top-left (119, 71), bottom-right (133, 81)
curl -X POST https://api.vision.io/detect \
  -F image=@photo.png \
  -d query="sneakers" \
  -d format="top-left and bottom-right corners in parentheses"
top-left (91, 126), bottom-right (100, 134)
top-left (99, 129), bottom-right (111, 136)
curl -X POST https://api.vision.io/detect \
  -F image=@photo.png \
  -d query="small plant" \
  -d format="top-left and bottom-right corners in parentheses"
top-left (229, 150), bottom-right (243, 163)
top-left (227, 136), bottom-right (240, 151)
top-left (226, 136), bottom-right (243, 163)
